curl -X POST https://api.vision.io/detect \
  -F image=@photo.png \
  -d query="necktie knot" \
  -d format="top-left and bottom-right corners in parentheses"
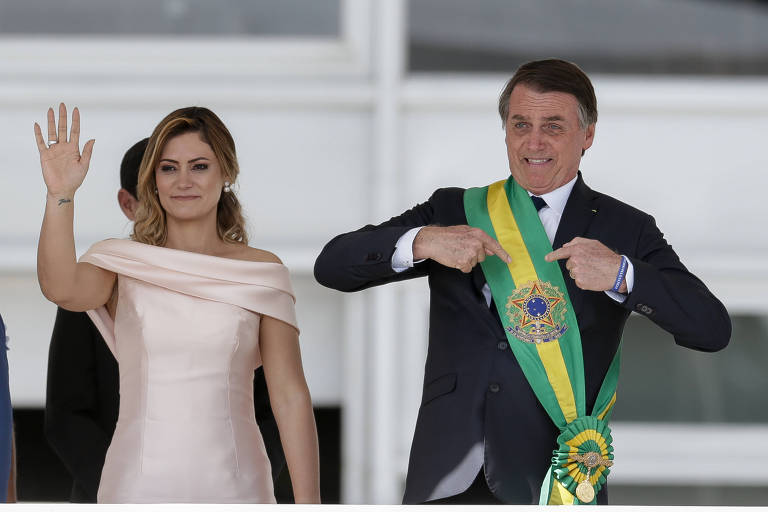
top-left (530, 195), bottom-right (548, 212)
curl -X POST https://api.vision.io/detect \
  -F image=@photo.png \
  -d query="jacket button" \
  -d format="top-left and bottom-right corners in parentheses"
top-left (497, 341), bottom-right (508, 350)
top-left (489, 383), bottom-right (500, 393)
top-left (636, 303), bottom-right (654, 315)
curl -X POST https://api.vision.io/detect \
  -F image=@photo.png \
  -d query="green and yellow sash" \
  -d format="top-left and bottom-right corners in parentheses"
top-left (464, 177), bottom-right (622, 505)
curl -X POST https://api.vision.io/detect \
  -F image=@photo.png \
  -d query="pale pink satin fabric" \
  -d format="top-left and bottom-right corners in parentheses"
top-left (79, 239), bottom-right (298, 503)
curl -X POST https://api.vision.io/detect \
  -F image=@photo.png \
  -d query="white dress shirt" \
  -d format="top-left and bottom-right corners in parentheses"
top-left (392, 176), bottom-right (634, 304)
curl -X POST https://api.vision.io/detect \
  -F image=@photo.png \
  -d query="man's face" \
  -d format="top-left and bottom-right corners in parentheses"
top-left (504, 84), bottom-right (595, 195)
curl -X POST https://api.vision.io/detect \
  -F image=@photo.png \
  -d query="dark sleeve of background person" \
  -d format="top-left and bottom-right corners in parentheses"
top-left (253, 367), bottom-right (286, 483)
top-left (0, 314), bottom-right (12, 502)
top-left (44, 308), bottom-right (119, 503)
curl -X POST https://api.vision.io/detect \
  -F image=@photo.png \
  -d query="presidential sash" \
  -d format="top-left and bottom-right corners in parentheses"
top-left (464, 177), bottom-right (622, 505)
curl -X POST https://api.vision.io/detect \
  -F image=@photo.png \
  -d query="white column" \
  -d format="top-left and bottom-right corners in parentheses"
top-left (368, 0), bottom-right (406, 504)
top-left (341, 293), bottom-right (369, 504)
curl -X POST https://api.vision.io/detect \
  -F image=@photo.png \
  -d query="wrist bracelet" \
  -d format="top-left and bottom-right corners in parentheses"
top-left (611, 255), bottom-right (628, 293)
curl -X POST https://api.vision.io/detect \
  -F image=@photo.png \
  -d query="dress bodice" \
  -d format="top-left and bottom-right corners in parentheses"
top-left (79, 239), bottom-right (297, 503)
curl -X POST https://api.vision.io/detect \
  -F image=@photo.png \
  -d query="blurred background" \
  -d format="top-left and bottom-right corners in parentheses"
top-left (0, 0), bottom-right (766, 505)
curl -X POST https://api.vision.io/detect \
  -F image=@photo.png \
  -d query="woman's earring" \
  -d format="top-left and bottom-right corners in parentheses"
top-left (154, 188), bottom-right (158, 195)
top-left (223, 181), bottom-right (231, 193)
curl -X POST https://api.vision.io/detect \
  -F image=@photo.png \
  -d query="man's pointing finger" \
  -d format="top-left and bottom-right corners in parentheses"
top-left (484, 239), bottom-right (511, 263)
top-left (545, 247), bottom-right (572, 262)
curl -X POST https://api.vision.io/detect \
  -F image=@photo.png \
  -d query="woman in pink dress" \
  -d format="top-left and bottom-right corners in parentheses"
top-left (34, 104), bottom-right (320, 503)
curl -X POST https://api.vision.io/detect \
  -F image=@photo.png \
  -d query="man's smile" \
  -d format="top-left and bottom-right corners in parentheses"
top-left (524, 158), bottom-right (553, 166)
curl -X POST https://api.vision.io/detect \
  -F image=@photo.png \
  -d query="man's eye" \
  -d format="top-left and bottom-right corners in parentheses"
top-left (515, 122), bottom-right (528, 129)
top-left (548, 124), bottom-right (562, 130)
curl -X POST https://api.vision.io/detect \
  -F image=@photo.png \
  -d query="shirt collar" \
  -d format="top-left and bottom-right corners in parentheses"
top-left (527, 175), bottom-right (577, 216)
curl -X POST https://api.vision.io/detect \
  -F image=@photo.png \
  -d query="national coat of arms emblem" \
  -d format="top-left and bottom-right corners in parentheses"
top-left (505, 280), bottom-right (568, 344)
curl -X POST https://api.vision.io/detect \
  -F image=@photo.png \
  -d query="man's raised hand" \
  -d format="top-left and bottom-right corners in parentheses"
top-left (413, 225), bottom-right (511, 273)
top-left (545, 237), bottom-right (626, 292)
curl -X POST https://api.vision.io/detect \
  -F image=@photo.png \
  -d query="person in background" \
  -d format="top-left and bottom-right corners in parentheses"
top-left (0, 314), bottom-right (15, 502)
top-left (44, 136), bottom-right (288, 502)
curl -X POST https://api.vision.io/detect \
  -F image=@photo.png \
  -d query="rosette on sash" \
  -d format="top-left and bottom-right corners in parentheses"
top-left (464, 177), bottom-right (622, 505)
top-left (547, 416), bottom-right (614, 504)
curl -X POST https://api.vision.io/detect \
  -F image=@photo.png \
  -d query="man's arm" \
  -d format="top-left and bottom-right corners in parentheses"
top-left (622, 215), bottom-right (731, 352)
top-left (315, 188), bottom-right (509, 292)
top-left (314, 193), bottom-right (441, 292)
top-left (548, 212), bottom-right (731, 352)
top-left (44, 308), bottom-right (116, 502)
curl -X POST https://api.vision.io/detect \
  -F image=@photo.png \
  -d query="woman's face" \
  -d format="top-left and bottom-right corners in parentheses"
top-left (154, 131), bottom-right (225, 223)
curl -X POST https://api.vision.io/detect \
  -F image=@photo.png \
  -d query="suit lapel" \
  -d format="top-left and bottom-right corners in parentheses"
top-left (552, 173), bottom-right (599, 317)
top-left (459, 197), bottom-right (506, 336)
top-left (471, 266), bottom-right (486, 296)
top-left (553, 173), bottom-right (598, 249)
top-left (470, 266), bottom-right (506, 336)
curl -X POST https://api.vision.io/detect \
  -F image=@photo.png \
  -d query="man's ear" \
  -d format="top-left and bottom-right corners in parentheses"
top-left (580, 123), bottom-right (596, 157)
top-left (583, 123), bottom-right (596, 152)
top-left (117, 188), bottom-right (139, 221)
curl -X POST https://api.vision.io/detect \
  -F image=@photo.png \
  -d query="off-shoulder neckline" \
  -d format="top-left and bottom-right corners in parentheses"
top-left (94, 238), bottom-right (287, 267)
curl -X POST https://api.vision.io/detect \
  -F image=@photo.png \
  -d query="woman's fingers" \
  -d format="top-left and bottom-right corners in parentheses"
top-left (81, 139), bottom-right (96, 168)
top-left (33, 123), bottom-right (47, 153)
top-left (57, 103), bottom-right (68, 143)
top-left (37, 103), bottom-right (89, 162)
top-left (46, 107), bottom-right (56, 143)
top-left (70, 107), bottom-right (80, 147)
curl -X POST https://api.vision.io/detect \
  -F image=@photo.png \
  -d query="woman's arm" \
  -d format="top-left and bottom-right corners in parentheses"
top-left (260, 316), bottom-right (320, 503)
top-left (34, 104), bottom-right (115, 310)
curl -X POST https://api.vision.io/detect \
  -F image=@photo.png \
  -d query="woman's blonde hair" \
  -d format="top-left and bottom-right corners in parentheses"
top-left (132, 106), bottom-right (248, 246)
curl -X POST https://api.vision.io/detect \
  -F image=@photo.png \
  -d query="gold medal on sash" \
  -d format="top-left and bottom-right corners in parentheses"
top-left (570, 451), bottom-right (613, 503)
top-left (575, 479), bottom-right (595, 503)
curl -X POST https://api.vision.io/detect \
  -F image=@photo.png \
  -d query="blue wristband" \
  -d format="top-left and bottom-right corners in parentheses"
top-left (611, 255), bottom-right (628, 293)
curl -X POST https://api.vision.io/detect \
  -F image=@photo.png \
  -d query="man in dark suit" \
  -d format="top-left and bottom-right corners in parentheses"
top-left (44, 138), bottom-right (286, 502)
top-left (314, 59), bottom-right (731, 504)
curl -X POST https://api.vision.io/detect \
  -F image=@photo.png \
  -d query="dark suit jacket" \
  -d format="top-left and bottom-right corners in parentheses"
top-left (44, 307), bottom-right (286, 503)
top-left (314, 174), bottom-right (731, 504)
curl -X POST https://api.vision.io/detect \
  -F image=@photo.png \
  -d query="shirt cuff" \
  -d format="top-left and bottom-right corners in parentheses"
top-left (392, 227), bottom-right (425, 273)
top-left (604, 256), bottom-right (634, 303)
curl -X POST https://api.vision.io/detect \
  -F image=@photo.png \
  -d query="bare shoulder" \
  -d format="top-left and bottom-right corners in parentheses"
top-left (233, 246), bottom-right (283, 264)
top-left (216, 242), bottom-right (283, 264)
